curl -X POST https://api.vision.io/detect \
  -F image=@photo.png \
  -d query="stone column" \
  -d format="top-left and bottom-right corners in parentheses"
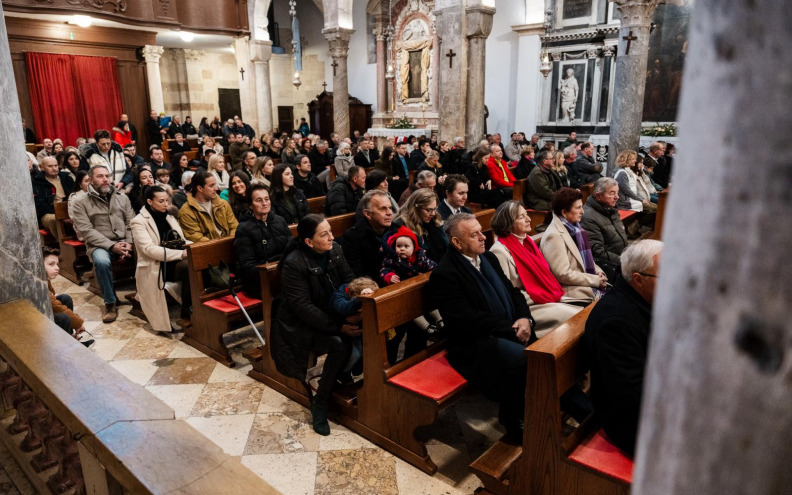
top-left (465, 4), bottom-right (496, 147)
top-left (434, 3), bottom-right (467, 144)
top-left (607, 0), bottom-right (659, 172)
top-left (374, 25), bottom-right (387, 115)
top-left (250, 40), bottom-right (274, 134)
top-left (0, 5), bottom-right (51, 316)
top-left (183, 49), bottom-right (207, 119)
top-left (142, 45), bottom-right (165, 113)
top-left (634, 0), bottom-right (792, 492)
top-left (323, 28), bottom-right (354, 138)
top-left (234, 37), bottom-right (255, 131)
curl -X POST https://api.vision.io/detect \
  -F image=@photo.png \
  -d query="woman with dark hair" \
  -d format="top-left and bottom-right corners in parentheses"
top-left (198, 117), bottom-right (210, 137)
top-left (113, 120), bottom-right (133, 147)
top-left (221, 170), bottom-right (253, 221)
top-left (130, 185), bottom-right (192, 332)
top-left (466, 147), bottom-right (506, 207)
top-left (489, 200), bottom-right (582, 337)
top-left (299, 137), bottom-right (313, 155)
top-left (58, 150), bottom-right (83, 180)
top-left (67, 171), bottom-right (90, 238)
top-left (374, 146), bottom-right (393, 173)
top-left (129, 168), bottom-right (156, 213)
top-left (270, 164), bottom-right (310, 224)
top-left (208, 120), bottom-right (223, 139)
top-left (234, 183), bottom-right (292, 296)
top-left (271, 214), bottom-right (357, 436)
top-left (540, 188), bottom-right (608, 304)
top-left (393, 188), bottom-right (448, 263)
top-left (169, 152), bottom-right (190, 191)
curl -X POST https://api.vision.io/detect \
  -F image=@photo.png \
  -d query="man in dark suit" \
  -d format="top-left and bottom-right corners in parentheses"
top-left (582, 239), bottom-right (662, 457)
top-left (437, 174), bottom-right (472, 220)
top-left (429, 213), bottom-right (535, 439)
top-left (644, 141), bottom-right (670, 189)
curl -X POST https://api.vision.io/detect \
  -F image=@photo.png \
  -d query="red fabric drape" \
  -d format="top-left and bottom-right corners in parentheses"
top-left (26, 52), bottom-right (123, 147)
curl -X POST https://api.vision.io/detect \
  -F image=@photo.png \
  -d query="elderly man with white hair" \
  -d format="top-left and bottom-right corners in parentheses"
top-left (582, 239), bottom-right (663, 457)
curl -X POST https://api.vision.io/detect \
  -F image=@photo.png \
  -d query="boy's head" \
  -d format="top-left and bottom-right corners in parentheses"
top-left (175, 133), bottom-right (184, 142)
top-left (348, 277), bottom-right (379, 297)
top-left (156, 168), bottom-right (171, 184)
top-left (42, 246), bottom-right (60, 280)
top-left (387, 226), bottom-right (419, 260)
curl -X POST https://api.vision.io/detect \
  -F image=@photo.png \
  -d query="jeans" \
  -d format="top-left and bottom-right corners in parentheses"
top-left (91, 248), bottom-right (118, 305)
top-left (53, 294), bottom-right (74, 334)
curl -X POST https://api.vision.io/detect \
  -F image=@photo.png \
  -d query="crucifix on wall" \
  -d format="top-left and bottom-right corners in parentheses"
top-left (446, 49), bottom-right (456, 68)
top-left (622, 31), bottom-right (637, 55)
top-left (322, 81), bottom-right (328, 91)
top-left (239, 67), bottom-right (245, 80)
top-left (331, 61), bottom-right (339, 76)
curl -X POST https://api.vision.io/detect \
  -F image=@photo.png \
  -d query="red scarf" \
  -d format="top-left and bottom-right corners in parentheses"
top-left (498, 234), bottom-right (565, 304)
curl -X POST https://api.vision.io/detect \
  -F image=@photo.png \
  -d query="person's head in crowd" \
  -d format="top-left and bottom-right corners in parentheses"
top-left (156, 168), bottom-right (170, 185)
top-left (424, 149), bottom-right (440, 167)
top-left (243, 135), bottom-right (251, 145)
top-left (444, 174), bottom-right (469, 209)
top-left (401, 187), bottom-right (442, 232)
top-left (520, 145), bottom-right (535, 161)
top-left (537, 150), bottom-right (555, 171)
top-left (365, 169), bottom-right (389, 193)
top-left (439, 141), bottom-right (450, 153)
top-left (124, 143), bottom-right (137, 156)
top-left (554, 151), bottom-right (568, 172)
top-left (418, 138), bottom-right (431, 155)
top-left (199, 117), bottom-right (208, 129)
top-left (271, 138), bottom-right (282, 151)
top-left (562, 146), bottom-right (576, 163)
top-left (300, 138), bottom-right (313, 153)
top-left (665, 143), bottom-right (675, 157)
top-left (621, 239), bottom-right (663, 302)
top-left (94, 130), bottom-right (112, 155)
top-left (75, 137), bottom-right (87, 148)
top-left (26, 152), bottom-right (37, 174)
top-left (174, 132), bottom-right (185, 144)
top-left (634, 154), bottom-right (646, 175)
top-left (89, 165), bottom-right (113, 195)
top-left (592, 177), bottom-right (619, 208)
top-left (615, 150), bottom-right (638, 170)
top-left (243, 151), bottom-right (257, 171)
top-left (296, 154), bottom-right (311, 177)
top-left (415, 170), bottom-right (437, 190)
top-left (137, 168), bottom-right (155, 189)
top-left (207, 154), bottom-right (227, 175)
top-left (251, 137), bottom-right (262, 150)
top-left (123, 154), bottom-right (133, 170)
top-left (181, 170), bottom-right (195, 190)
top-left (53, 142), bottom-right (64, 154)
top-left (184, 116), bottom-right (192, 126)
top-left (316, 140), bottom-right (328, 154)
top-left (87, 138), bottom-right (96, 144)
top-left (380, 146), bottom-right (393, 164)
top-left (59, 150), bottom-right (81, 175)
top-left (348, 166), bottom-right (366, 191)
top-left (172, 115), bottom-right (181, 125)
top-left (203, 135), bottom-right (215, 148)
top-left (492, 200), bottom-right (531, 238)
top-left (491, 133), bottom-right (502, 146)
top-left (261, 133), bottom-right (272, 145)
top-left (248, 183), bottom-right (272, 221)
top-left (395, 140), bottom-right (408, 157)
top-left (388, 227), bottom-right (418, 261)
top-left (347, 277), bottom-right (379, 298)
top-left (42, 246), bottom-right (61, 280)
top-left (171, 152), bottom-right (189, 173)
top-left (580, 142), bottom-right (594, 158)
top-left (228, 171), bottom-right (251, 211)
top-left (510, 132), bottom-right (519, 143)
top-left (227, 134), bottom-right (237, 145)
top-left (43, 138), bottom-right (53, 152)
top-left (117, 120), bottom-right (130, 133)
top-left (568, 131), bottom-right (577, 142)
top-left (337, 141), bottom-right (351, 156)
top-left (144, 185), bottom-right (171, 215)
top-left (40, 156), bottom-right (59, 179)
top-left (271, 163), bottom-right (295, 192)
top-left (648, 141), bottom-right (665, 158)
top-left (453, 136), bottom-right (465, 149)
top-left (551, 187), bottom-right (584, 224)
top-left (329, 132), bottom-right (340, 145)
top-left (73, 170), bottom-right (90, 193)
top-left (149, 110), bottom-right (158, 120)
top-left (471, 148), bottom-right (490, 170)
top-left (189, 170), bottom-right (219, 202)
top-left (235, 133), bottom-right (245, 145)
top-left (255, 156), bottom-right (275, 178)
top-left (149, 146), bottom-right (164, 165)
top-left (489, 144), bottom-right (504, 162)
top-left (204, 148), bottom-right (216, 162)
top-left (530, 134), bottom-right (540, 146)
top-left (444, 213), bottom-right (484, 258)
top-left (361, 190), bottom-right (393, 233)
top-left (518, 132), bottom-right (526, 143)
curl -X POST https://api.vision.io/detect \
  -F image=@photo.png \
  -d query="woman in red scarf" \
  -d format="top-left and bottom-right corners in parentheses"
top-left (489, 200), bottom-right (583, 337)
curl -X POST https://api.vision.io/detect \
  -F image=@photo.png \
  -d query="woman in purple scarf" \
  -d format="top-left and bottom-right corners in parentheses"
top-left (541, 188), bottom-right (609, 303)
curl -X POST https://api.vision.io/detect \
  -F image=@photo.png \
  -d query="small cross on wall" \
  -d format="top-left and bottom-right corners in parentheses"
top-left (331, 61), bottom-right (339, 76)
top-left (446, 49), bottom-right (456, 68)
top-left (322, 81), bottom-right (328, 91)
top-left (239, 67), bottom-right (245, 80)
top-left (622, 30), bottom-right (637, 55)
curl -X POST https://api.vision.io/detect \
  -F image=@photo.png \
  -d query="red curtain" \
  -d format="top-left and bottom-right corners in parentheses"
top-left (26, 52), bottom-right (123, 147)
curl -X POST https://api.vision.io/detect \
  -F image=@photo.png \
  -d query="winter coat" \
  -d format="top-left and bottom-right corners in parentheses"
top-left (379, 226), bottom-right (436, 285)
top-left (130, 208), bottom-right (191, 332)
top-left (178, 193), bottom-right (239, 243)
top-left (70, 185), bottom-right (135, 256)
top-left (113, 127), bottom-right (133, 148)
top-left (325, 176), bottom-right (362, 216)
top-left (49, 281), bottom-right (83, 330)
top-left (341, 217), bottom-right (387, 284)
top-left (32, 171), bottom-right (75, 220)
top-left (84, 141), bottom-right (133, 186)
top-left (525, 166), bottom-right (563, 211)
top-left (580, 196), bottom-right (629, 264)
top-left (272, 188), bottom-right (310, 225)
top-left (614, 168), bottom-right (644, 211)
top-left (485, 157), bottom-right (516, 188)
top-left (540, 214), bottom-right (604, 303)
top-left (294, 172), bottom-right (324, 199)
top-left (271, 243), bottom-right (354, 380)
top-left (333, 153), bottom-right (355, 178)
top-left (234, 213), bottom-right (292, 297)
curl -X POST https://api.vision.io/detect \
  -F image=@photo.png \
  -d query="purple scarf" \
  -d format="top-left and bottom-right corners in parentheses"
top-left (561, 217), bottom-right (597, 275)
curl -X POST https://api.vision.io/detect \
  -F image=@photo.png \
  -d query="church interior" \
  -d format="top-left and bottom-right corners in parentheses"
top-left (0, 0), bottom-right (788, 494)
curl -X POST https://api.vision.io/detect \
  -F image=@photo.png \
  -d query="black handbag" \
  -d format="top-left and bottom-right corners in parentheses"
top-left (158, 230), bottom-right (186, 290)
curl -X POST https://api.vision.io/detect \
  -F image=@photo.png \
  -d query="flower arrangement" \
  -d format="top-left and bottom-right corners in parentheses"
top-left (641, 123), bottom-right (677, 137)
top-left (388, 116), bottom-right (415, 129)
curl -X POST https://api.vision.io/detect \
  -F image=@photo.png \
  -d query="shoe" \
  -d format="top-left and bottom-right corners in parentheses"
top-left (311, 402), bottom-right (331, 436)
top-left (176, 318), bottom-right (192, 329)
top-left (80, 339), bottom-right (95, 348)
top-left (102, 304), bottom-right (117, 323)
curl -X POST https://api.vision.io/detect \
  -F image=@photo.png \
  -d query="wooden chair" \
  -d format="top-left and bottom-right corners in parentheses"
top-left (579, 182), bottom-right (594, 205)
top-left (53, 202), bottom-right (90, 284)
top-left (184, 238), bottom-right (263, 366)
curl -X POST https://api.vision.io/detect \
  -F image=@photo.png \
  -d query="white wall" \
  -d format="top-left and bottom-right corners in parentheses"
top-left (485, 0), bottom-right (526, 138)
top-left (346, 4), bottom-right (378, 111)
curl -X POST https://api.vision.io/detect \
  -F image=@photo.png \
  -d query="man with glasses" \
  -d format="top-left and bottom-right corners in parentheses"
top-left (525, 150), bottom-right (564, 211)
top-left (582, 239), bottom-right (663, 457)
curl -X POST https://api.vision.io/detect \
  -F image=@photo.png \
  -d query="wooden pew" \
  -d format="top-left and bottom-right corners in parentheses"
top-left (307, 196), bottom-right (326, 214)
top-left (471, 302), bottom-right (633, 495)
top-left (512, 179), bottom-right (527, 202)
top-left (53, 202), bottom-right (91, 284)
top-left (579, 182), bottom-right (594, 205)
top-left (652, 188), bottom-right (669, 240)
top-left (184, 238), bottom-right (263, 366)
top-left (288, 212), bottom-right (356, 238)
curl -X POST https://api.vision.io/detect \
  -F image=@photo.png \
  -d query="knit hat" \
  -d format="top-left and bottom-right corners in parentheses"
top-left (387, 225), bottom-right (418, 251)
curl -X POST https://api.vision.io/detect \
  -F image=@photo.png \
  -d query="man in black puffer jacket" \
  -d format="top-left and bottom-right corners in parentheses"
top-left (325, 166), bottom-right (365, 216)
top-left (581, 177), bottom-right (629, 266)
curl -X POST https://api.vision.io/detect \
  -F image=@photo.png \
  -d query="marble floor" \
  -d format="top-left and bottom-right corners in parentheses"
top-left (31, 275), bottom-right (506, 495)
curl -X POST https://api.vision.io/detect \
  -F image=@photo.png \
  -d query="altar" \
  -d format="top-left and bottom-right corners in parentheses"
top-left (367, 127), bottom-right (432, 148)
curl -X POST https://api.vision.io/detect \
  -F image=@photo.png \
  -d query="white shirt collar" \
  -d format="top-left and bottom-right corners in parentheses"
top-left (444, 198), bottom-right (459, 215)
top-left (462, 253), bottom-right (481, 271)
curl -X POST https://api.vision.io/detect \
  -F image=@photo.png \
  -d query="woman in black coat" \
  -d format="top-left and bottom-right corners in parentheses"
top-left (233, 183), bottom-right (291, 297)
top-left (270, 164), bottom-right (310, 224)
top-left (270, 214), bottom-right (358, 436)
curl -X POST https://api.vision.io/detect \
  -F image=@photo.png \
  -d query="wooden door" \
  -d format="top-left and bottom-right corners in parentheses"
top-left (218, 88), bottom-right (241, 122)
top-left (278, 106), bottom-right (294, 133)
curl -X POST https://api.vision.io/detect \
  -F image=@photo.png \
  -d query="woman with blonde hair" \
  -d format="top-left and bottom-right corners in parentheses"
top-left (553, 151), bottom-right (571, 187)
top-left (281, 137), bottom-right (300, 167)
top-left (202, 135), bottom-right (223, 155)
top-left (614, 150), bottom-right (656, 235)
top-left (250, 156), bottom-right (274, 187)
top-left (393, 187), bottom-right (448, 263)
top-left (207, 154), bottom-right (230, 192)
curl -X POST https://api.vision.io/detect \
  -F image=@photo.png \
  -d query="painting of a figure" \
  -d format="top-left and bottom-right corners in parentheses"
top-left (557, 63), bottom-right (585, 123)
top-left (408, 50), bottom-right (422, 99)
top-left (642, 0), bottom-right (693, 121)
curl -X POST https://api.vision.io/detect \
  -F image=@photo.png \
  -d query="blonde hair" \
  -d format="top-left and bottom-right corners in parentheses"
top-left (252, 156), bottom-right (273, 182)
top-left (347, 277), bottom-right (379, 297)
top-left (207, 154), bottom-right (226, 173)
top-left (553, 151), bottom-right (567, 174)
top-left (397, 188), bottom-right (442, 238)
top-left (615, 150), bottom-right (638, 169)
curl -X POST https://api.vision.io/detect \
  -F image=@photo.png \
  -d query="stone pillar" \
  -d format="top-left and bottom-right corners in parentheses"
top-left (633, 0), bottom-right (792, 493)
top-left (323, 28), bottom-right (354, 138)
top-left (465, 4), bottom-right (496, 147)
top-left (434, 2), bottom-right (467, 144)
top-left (141, 45), bottom-right (165, 113)
top-left (607, 0), bottom-right (659, 172)
top-left (250, 40), bottom-right (274, 135)
top-left (374, 25), bottom-right (387, 114)
top-left (0, 5), bottom-right (51, 316)
top-left (234, 37), bottom-right (255, 131)
top-left (183, 49), bottom-right (207, 119)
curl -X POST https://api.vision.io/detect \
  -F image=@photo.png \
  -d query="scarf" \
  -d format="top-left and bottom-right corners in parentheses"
top-left (497, 234), bottom-right (565, 304)
top-left (145, 204), bottom-right (172, 242)
top-left (455, 250), bottom-right (514, 322)
top-left (560, 217), bottom-right (596, 275)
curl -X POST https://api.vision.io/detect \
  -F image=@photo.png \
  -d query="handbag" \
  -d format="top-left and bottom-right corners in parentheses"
top-left (158, 230), bottom-right (186, 290)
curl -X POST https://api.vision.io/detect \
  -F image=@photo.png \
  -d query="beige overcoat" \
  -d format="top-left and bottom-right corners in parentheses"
top-left (540, 214), bottom-right (604, 303)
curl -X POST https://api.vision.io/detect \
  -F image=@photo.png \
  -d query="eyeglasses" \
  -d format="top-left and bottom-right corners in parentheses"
top-left (638, 272), bottom-right (657, 278)
top-left (421, 207), bottom-right (438, 214)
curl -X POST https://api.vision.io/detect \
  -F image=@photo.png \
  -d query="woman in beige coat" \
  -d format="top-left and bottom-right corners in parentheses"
top-left (130, 185), bottom-right (192, 333)
top-left (541, 187), bottom-right (608, 303)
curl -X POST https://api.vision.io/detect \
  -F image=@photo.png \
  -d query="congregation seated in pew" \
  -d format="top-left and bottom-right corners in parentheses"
top-left (220, 170), bottom-right (253, 221)
top-left (293, 154), bottom-right (325, 199)
top-left (270, 164), bottom-right (310, 225)
top-left (326, 165), bottom-right (365, 216)
top-left (581, 177), bottom-right (629, 273)
top-left (437, 173), bottom-right (472, 219)
top-left (614, 150), bottom-right (657, 236)
top-left (392, 188), bottom-right (449, 264)
top-left (526, 150), bottom-right (564, 211)
top-left (177, 170), bottom-right (238, 243)
top-left (355, 169), bottom-right (399, 221)
top-left (398, 169), bottom-right (436, 207)
top-left (33, 156), bottom-right (75, 236)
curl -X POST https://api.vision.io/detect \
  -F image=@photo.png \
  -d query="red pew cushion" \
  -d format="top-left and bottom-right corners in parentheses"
top-left (387, 350), bottom-right (467, 401)
top-left (568, 429), bottom-right (634, 483)
top-left (64, 240), bottom-right (85, 247)
top-left (618, 210), bottom-right (638, 221)
top-left (202, 293), bottom-right (261, 313)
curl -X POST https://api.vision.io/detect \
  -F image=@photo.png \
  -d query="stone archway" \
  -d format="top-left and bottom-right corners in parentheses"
top-left (249, 0), bottom-right (272, 41)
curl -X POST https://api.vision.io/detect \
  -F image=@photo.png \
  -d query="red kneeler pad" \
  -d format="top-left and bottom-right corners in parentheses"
top-left (568, 429), bottom-right (634, 483)
top-left (202, 293), bottom-right (261, 313)
top-left (387, 350), bottom-right (467, 401)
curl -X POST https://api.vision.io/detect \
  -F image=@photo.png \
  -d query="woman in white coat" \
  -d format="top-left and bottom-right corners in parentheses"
top-left (541, 188), bottom-right (608, 304)
top-left (130, 185), bottom-right (192, 332)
